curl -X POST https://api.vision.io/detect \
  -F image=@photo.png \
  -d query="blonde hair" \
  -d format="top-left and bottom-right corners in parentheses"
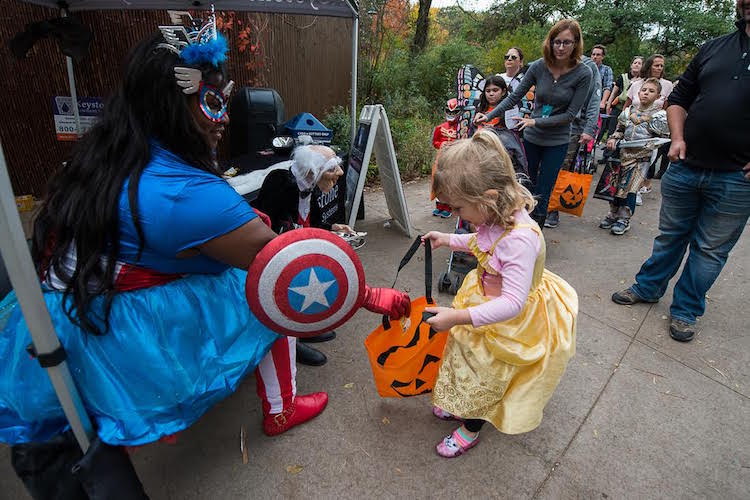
top-left (543, 19), bottom-right (583, 68)
top-left (432, 129), bottom-right (535, 228)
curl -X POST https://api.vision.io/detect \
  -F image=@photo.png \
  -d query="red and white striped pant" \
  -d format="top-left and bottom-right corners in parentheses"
top-left (255, 336), bottom-right (297, 414)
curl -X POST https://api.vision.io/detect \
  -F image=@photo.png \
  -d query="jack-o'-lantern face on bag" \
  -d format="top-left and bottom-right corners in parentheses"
top-left (559, 184), bottom-right (585, 209)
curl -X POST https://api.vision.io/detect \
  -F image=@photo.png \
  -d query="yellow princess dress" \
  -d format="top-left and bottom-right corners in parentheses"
top-left (432, 221), bottom-right (577, 434)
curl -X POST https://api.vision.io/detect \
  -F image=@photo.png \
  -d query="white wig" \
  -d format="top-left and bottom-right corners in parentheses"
top-left (290, 145), bottom-right (342, 193)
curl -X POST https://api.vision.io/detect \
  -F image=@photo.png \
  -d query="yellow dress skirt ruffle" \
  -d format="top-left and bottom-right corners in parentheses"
top-left (432, 267), bottom-right (577, 434)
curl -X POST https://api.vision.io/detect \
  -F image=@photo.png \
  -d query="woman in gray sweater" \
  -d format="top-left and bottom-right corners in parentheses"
top-left (475, 19), bottom-right (593, 228)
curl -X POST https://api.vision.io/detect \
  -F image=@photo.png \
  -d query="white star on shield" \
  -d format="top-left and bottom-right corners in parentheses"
top-left (289, 268), bottom-right (336, 312)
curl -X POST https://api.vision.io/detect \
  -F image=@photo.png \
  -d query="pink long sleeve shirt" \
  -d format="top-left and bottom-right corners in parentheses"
top-left (449, 210), bottom-right (541, 327)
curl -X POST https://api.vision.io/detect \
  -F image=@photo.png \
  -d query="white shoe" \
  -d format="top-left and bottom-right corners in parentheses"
top-left (636, 193), bottom-right (643, 206)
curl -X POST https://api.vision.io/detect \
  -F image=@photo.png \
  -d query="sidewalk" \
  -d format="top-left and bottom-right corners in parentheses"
top-left (2, 174), bottom-right (748, 499)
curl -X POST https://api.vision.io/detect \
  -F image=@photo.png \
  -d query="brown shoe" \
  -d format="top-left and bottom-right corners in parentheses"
top-left (669, 318), bottom-right (695, 342)
top-left (611, 288), bottom-right (657, 305)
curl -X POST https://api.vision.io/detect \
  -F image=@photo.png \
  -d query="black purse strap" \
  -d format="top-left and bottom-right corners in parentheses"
top-left (382, 235), bottom-right (433, 330)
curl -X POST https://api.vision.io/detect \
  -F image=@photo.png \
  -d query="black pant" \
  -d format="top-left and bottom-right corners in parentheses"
top-left (465, 419), bottom-right (485, 433)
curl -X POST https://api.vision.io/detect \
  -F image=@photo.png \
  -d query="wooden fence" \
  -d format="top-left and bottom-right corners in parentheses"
top-left (1, 1), bottom-right (353, 196)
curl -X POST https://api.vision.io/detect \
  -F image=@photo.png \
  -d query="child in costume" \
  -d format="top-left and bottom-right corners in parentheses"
top-left (431, 98), bottom-right (461, 218)
top-left (601, 78), bottom-right (669, 235)
top-left (475, 74), bottom-right (509, 131)
top-left (422, 129), bottom-right (577, 458)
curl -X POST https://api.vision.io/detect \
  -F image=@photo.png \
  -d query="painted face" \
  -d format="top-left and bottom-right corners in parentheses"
top-left (591, 48), bottom-right (604, 65)
top-left (552, 29), bottom-right (576, 61)
top-left (504, 48), bottom-right (521, 74)
top-left (639, 83), bottom-right (660, 107)
top-left (189, 72), bottom-right (229, 151)
top-left (650, 57), bottom-right (665, 78)
top-left (631, 58), bottom-right (643, 76)
top-left (484, 84), bottom-right (505, 106)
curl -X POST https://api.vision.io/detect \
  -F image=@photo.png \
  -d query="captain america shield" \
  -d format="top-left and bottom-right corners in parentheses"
top-left (246, 228), bottom-right (366, 337)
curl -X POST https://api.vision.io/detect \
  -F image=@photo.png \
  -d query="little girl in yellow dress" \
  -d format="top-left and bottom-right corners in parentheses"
top-left (423, 129), bottom-right (577, 458)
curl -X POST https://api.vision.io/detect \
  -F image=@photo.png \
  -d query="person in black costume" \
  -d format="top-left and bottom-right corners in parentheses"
top-left (253, 144), bottom-right (351, 366)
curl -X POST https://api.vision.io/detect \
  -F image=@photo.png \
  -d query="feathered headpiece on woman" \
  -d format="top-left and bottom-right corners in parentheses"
top-left (157, 6), bottom-right (234, 122)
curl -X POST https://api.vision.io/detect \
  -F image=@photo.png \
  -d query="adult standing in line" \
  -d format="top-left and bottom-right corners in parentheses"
top-left (475, 19), bottom-right (593, 228)
top-left (612, 0), bottom-right (750, 342)
top-left (499, 47), bottom-right (527, 130)
top-left (590, 44), bottom-right (614, 144)
top-left (544, 53), bottom-right (602, 229)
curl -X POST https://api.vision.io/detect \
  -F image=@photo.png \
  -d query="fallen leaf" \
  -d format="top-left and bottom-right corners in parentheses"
top-left (661, 315), bottom-right (668, 320)
top-left (653, 376), bottom-right (656, 385)
top-left (619, 280), bottom-right (625, 284)
top-left (240, 426), bottom-right (248, 465)
top-left (382, 416), bottom-right (390, 425)
top-left (286, 464), bottom-right (304, 474)
top-left (395, 468), bottom-right (402, 474)
top-left (344, 383), bottom-right (354, 389)
top-left (594, 429), bottom-right (598, 438)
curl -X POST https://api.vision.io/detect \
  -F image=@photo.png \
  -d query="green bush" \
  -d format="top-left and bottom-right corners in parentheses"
top-left (322, 105), bottom-right (351, 155)
top-left (387, 115), bottom-right (436, 181)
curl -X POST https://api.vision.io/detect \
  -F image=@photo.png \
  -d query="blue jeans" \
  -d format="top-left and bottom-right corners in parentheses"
top-left (522, 139), bottom-right (569, 218)
top-left (630, 162), bottom-right (750, 324)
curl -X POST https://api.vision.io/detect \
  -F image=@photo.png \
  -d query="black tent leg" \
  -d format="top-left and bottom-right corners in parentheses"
top-left (71, 436), bottom-right (149, 500)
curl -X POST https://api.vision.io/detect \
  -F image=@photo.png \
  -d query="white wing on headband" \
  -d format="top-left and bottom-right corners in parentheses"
top-left (222, 81), bottom-right (235, 99)
top-left (168, 11), bottom-right (193, 25)
top-left (159, 26), bottom-right (190, 50)
top-left (174, 67), bottom-right (203, 94)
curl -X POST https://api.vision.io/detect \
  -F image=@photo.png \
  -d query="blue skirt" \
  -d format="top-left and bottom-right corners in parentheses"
top-left (0, 268), bottom-right (279, 446)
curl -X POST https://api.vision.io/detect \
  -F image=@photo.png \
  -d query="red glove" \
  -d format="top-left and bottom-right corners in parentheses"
top-left (253, 208), bottom-right (272, 228)
top-left (362, 284), bottom-right (411, 320)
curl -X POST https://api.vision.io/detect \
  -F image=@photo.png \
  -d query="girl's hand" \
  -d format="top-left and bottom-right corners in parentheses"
top-left (516, 117), bottom-right (535, 131)
top-left (606, 138), bottom-right (616, 151)
top-left (424, 307), bottom-right (471, 332)
top-left (473, 113), bottom-right (488, 124)
top-left (422, 231), bottom-right (450, 250)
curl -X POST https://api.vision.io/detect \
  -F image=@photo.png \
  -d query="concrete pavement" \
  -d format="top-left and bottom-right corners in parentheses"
top-left (2, 172), bottom-right (749, 499)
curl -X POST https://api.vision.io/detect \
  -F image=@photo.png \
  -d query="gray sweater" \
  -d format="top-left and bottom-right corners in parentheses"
top-left (571, 56), bottom-right (602, 137)
top-left (486, 58), bottom-right (593, 146)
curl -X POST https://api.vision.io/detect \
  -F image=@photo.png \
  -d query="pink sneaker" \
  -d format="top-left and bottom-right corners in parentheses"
top-left (435, 428), bottom-right (480, 458)
top-left (432, 406), bottom-right (464, 421)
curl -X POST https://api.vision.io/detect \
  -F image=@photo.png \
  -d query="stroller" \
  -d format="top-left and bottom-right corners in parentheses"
top-left (438, 217), bottom-right (476, 295)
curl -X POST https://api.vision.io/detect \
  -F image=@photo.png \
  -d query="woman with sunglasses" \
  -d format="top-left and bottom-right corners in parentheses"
top-left (475, 19), bottom-right (592, 228)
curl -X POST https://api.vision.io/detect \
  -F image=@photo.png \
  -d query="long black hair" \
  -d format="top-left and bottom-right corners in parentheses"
top-left (478, 74), bottom-right (508, 113)
top-left (32, 32), bottom-right (225, 335)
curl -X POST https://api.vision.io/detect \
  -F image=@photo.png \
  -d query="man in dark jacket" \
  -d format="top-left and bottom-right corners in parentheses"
top-left (612, 1), bottom-right (750, 342)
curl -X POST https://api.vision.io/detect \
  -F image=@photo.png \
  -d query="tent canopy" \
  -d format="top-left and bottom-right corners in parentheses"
top-left (24, 0), bottom-right (359, 18)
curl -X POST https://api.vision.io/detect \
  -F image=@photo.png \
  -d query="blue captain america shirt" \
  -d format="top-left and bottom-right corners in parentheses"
top-left (118, 142), bottom-right (257, 274)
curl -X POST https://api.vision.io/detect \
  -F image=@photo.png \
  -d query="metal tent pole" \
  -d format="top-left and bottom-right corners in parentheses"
top-left (0, 142), bottom-right (93, 452)
top-left (62, 8), bottom-right (82, 138)
top-left (350, 15), bottom-right (359, 151)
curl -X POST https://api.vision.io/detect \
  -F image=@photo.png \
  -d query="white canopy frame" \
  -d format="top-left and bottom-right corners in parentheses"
top-left (0, 0), bottom-right (359, 453)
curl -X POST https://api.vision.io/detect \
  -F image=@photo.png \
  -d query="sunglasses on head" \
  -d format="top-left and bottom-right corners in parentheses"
top-left (504, 55), bottom-right (518, 61)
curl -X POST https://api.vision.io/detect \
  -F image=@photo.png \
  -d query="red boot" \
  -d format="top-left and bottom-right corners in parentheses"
top-left (262, 392), bottom-right (328, 436)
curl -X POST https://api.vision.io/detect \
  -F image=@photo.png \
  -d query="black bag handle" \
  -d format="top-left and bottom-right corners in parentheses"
top-left (382, 235), bottom-right (433, 330)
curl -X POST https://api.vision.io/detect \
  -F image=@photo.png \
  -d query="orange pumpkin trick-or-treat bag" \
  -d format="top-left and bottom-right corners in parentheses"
top-left (548, 144), bottom-right (594, 217)
top-left (365, 236), bottom-right (449, 398)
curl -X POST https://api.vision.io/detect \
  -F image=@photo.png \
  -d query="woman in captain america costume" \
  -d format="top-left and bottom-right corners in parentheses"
top-left (0, 12), bottom-right (409, 460)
